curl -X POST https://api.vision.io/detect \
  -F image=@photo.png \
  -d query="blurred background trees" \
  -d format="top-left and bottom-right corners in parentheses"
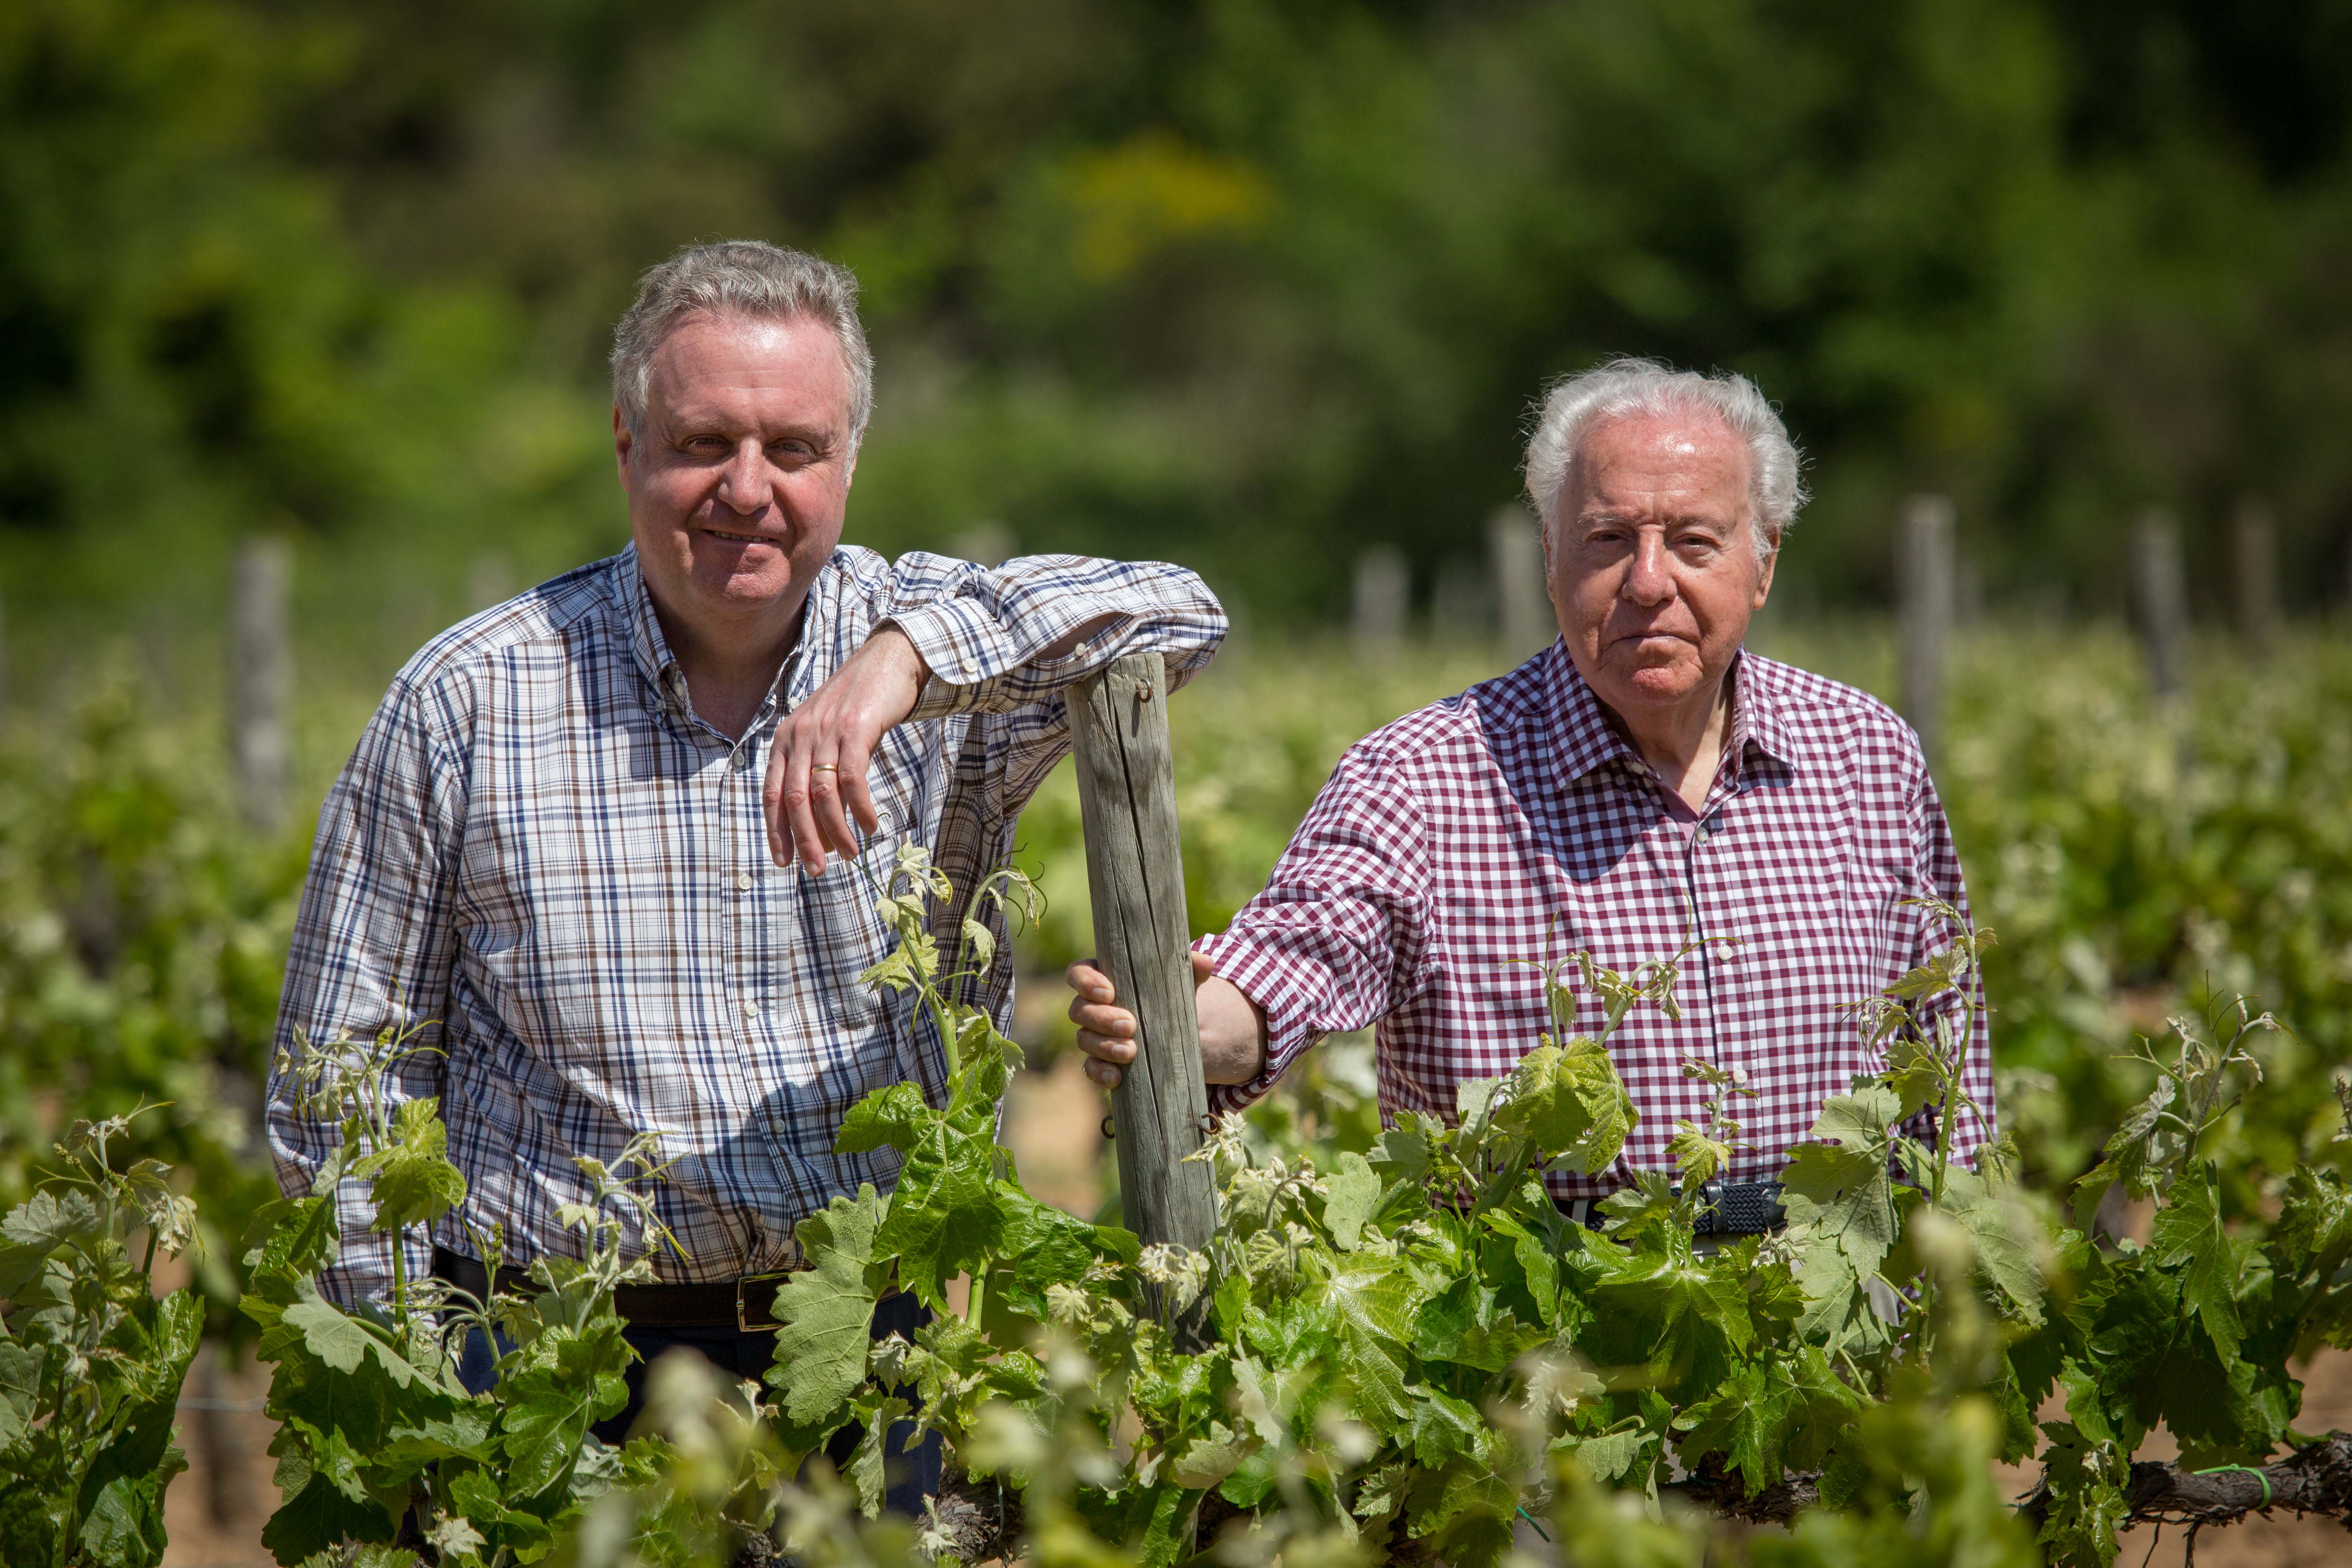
top-left (7, 0), bottom-right (2352, 631)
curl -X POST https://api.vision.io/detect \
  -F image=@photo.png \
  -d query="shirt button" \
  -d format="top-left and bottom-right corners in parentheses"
top-left (742, 1000), bottom-right (758, 1019)
top-left (959, 656), bottom-right (978, 676)
top-left (735, 873), bottom-right (754, 892)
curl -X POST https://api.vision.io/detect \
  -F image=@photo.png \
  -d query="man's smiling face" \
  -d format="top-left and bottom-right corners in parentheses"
top-left (616, 310), bottom-right (857, 644)
top-left (1546, 408), bottom-right (1774, 721)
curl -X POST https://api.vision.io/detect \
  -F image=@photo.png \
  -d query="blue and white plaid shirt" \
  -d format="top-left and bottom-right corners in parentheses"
top-left (268, 543), bottom-right (1225, 1305)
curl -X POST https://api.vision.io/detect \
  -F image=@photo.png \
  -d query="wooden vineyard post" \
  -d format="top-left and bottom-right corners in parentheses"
top-left (2233, 495), bottom-right (2278, 657)
top-left (230, 535), bottom-right (293, 832)
top-left (1898, 494), bottom-right (1955, 768)
top-left (1069, 652), bottom-right (1220, 1271)
top-left (1351, 546), bottom-right (1408, 659)
top-left (1489, 503), bottom-right (1553, 662)
top-left (2133, 508), bottom-right (2190, 702)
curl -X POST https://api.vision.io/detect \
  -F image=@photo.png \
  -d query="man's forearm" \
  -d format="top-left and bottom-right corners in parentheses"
top-left (1198, 974), bottom-right (1270, 1085)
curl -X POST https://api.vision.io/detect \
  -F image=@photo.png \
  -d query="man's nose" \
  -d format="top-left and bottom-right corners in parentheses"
top-left (715, 440), bottom-right (775, 514)
top-left (1624, 532), bottom-right (1675, 604)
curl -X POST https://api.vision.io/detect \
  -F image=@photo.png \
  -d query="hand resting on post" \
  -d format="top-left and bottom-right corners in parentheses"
top-left (1065, 951), bottom-right (1270, 1090)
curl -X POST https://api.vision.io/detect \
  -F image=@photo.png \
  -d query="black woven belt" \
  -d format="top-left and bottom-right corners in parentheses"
top-left (432, 1245), bottom-right (817, 1332)
top-left (1691, 1179), bottom-right (1786, 1237)
top-left (1558, 1179), bottom-right (1786, 1236)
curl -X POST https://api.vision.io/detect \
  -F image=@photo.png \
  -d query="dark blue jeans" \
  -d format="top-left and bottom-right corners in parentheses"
top-left (457, 1292), bottom-right (942, 1517)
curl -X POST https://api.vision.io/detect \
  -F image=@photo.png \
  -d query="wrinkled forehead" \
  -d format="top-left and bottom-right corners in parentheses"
top-left (1558, 408), bottom-right (1755, 524)
top-left (644, 309), bottom-right (855, 416)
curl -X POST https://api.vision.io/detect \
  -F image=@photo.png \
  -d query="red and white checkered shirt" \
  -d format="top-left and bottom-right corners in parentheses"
top-left (1197, 641), bottom-right (1991, 1196)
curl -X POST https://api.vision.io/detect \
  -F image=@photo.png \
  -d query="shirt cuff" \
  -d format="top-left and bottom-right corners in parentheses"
top-left (882, 600), bottom-right (1019, 719)
top-left (1196, 931), bottom-right (1329, 1118)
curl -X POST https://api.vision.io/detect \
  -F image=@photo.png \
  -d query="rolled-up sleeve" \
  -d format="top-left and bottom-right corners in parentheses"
top-left (880, 552), bottom-right (1225, 723)
top-left (1194, 744), bottom-right (1431, 1116)
top-left (267, 672), bottom-right (469, 1307)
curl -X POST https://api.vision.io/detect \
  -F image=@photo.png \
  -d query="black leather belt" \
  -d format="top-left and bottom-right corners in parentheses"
top-left (1558, 1179), bottom-right (1786, 1236)
top-left (432, 1245), bottom-right (816, 1332)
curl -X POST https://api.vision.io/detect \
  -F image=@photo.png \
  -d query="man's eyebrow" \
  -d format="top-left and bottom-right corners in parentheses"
top-left (664, 414), bottom-right (841, 443)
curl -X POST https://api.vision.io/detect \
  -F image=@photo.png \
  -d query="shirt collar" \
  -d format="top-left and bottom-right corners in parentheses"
top-left (609, 543), bottom-right (825, 730)
top-left (611, 544), bottom-right (691, 716)
top-left (1540, 643), bottom-right (1797, 787)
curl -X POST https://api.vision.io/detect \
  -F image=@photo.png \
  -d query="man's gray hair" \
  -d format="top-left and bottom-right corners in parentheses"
top-left (1523, 357), bottom-right (1806, 561)
top-left (610, 241), bottom-right (875, 448)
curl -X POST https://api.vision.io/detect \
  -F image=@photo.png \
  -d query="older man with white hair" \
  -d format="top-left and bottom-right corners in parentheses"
top-left (1068, 356), bottom-right (1989, 1229)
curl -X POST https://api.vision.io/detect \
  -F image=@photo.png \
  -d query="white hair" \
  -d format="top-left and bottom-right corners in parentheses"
top-left (1523, 356), bottom-right (1807, 562)
top-left (610, 240), bottom-right (875, 449)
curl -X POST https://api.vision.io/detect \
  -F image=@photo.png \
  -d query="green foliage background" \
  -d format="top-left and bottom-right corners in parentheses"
top-left (5, 0), bottom-right (2352, 1361)
top-left (8, 0), bottom-right (2352, 633)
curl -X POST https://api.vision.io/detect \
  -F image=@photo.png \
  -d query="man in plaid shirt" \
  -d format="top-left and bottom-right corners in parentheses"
top-left (1070, 358), bottom-right (1990, 1221)
top-left (265, 242), bottom-right (1225, 1481)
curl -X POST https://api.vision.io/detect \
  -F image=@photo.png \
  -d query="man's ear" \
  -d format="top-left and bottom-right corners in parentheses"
top-left (612, 405), bottom-right (633, 489)
top-left (1753, 532), bottom-right (1779, 609)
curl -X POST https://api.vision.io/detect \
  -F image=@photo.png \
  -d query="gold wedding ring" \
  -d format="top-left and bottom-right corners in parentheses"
top-left (809, 763), bottom-right (839, 772)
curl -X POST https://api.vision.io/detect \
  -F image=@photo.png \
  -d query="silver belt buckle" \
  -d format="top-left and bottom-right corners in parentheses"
top-left (736, 1270), bottom-right (795, 1332)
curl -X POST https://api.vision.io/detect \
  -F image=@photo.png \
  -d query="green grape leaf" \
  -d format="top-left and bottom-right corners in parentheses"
top-left (1675, 1347), bottom-right (1861, 1496)
top-left (0, 1341), bottom-right (42, 1447)
top-left (281, 1297), bottom-right (428, 1388)
top-left (2032, 1421), bottom-right (2128, 1567)
top-left (1556, 1422), bottom-right (1650, 1484)
top-left (1317, 1254), bottom-right (1419, 1430)
top-left (1, 1189), bottom-right (101, 1251)
top-left (991, 1185), bottom-right (1111, 1320)
top-left (833, 1082), bottom-right (931, 1156)
top-left (498, 1352), bottom-right (620, 1500)
top-left (1938, 1165), bottom-right (2045, 1323)
top-left (1370, 1121), bottom-right (1436, 1186)
top-left (846, 1395), bottom-right (911, 1518)
top-left (75, 1470), bottom-right (167, 1568)
top-left (871, 1112), bottom-right (1001, 1312)
top-left (1494, 1037), bottom-right (1635, 1174)
top-left (352, 1100), bottom-right (468, 1236)
top-left (1587, 1252), bottom-right (1751, 1399)
top-left (259, 1472), bottom-right (397, 1566)
top-left (1883, 1031), bottom-right (1948, 1121)
top-left (2150, 1167), bottom-right (2245, 1362)
top-left (2096, 1076), bottom-right (2179, 1203)
top-left (1168, 1421), bottom-right (1251, 1490)
top-left (1321, 1152), bottom-right (1380, 1252)
top-left (241, 1196), bottom-right (342, 1289)
top-left (765, 1184), bottom-right (885, 1424)
top-left (1779, 1087), bottom-right (1903, 1336)
top-left (1665, 1121), bottom-right (1730, 1189)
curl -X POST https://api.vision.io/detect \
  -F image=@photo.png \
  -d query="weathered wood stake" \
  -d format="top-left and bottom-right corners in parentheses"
top-left (2132, 508), bottom-right (2190, 701)
top-left (1489, 503), bottom-right (1553, 660)
top-left (1350, 546), bottom-right (1408, 658)
top-left (1069, 652), bottom-right (1219, 1262)
top-left (230, 535), bottom-right (293, 832)
top-left (1898, 494), bottom-right (1954, 766)
top-left (2232, 495), bottom-right (2278, 657)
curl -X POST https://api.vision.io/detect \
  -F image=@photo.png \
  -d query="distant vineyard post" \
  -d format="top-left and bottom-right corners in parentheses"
top-left (230, 535), bottom-right (292, 831)
top-left (1069, 652), bottom-right (1220, 1277)
top-left (2233, 494), bottom-right (2279, 657)
top-left (2133, 508), bottom-right (2191, 701)
top-left (1899, 493), bottom-right (1955, 766)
